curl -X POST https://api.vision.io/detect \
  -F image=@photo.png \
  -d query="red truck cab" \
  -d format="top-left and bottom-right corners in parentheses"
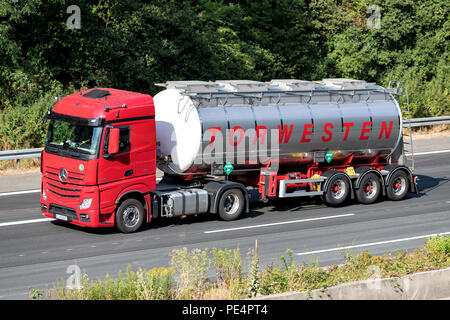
top-left (41, 88), bottom-right (156, 232)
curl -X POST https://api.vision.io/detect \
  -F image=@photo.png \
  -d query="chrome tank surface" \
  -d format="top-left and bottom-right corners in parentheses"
top-left (154, 79), bottom-right (402, 175)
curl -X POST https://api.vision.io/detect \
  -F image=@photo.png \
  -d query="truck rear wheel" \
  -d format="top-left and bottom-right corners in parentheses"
top-left (115, 198), bottom-right (144, 233)
top-left (323, 175), bottom-right (350, 207)
top-left (218, 189), bottom-right (245, 221)
top-left (386, 171), bottom-right (409, 201)
top-left (356, 173), bottom-right (381, 204)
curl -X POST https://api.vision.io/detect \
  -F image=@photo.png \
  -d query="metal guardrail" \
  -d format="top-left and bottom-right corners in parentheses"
top-left (0, 148), bottom-right (43, 168)
top-left (403, 116), bottom-right (450, 127)
top-left (0, 148), bottom-right (43, 161)
top-left (0, 116), bottom-right (449, 165)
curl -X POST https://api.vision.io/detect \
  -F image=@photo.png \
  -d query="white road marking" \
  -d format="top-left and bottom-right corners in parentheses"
top-left (406, 149), bottom-right (450, 157)
top-left (0, 177), bottom-right (162, 197)
top-left (204, 213), bottom-right (355, 234)
top-left (295, 231), bottom-right (450, 256)
top-left (0, 189), bottom-right (41, 197)
top-left (0, 218), bottom-right (53, 227)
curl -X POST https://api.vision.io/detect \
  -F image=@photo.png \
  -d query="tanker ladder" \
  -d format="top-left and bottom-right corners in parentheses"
top-left (388, 80), bottom-right (415, 172)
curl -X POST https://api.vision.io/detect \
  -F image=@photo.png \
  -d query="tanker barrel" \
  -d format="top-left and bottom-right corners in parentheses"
top-left (154, 79), bottom-right (402, 177)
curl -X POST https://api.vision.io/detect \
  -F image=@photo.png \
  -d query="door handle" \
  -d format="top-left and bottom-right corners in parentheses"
top-left (124, 169), bottom-right (134, 176)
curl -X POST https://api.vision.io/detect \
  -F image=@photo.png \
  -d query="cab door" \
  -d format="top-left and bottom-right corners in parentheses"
top-left (98, 125), bottom-right (134, 184)
top-left (97, 125), bottom-right (135, 216)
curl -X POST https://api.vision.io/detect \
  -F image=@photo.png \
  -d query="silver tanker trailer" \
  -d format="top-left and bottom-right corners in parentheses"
top-left (151, 79), bottom-right (417, 222)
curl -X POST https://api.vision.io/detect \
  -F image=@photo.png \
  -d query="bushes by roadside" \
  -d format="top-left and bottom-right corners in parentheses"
top-left (0, 83), bottom-right (73, 150)
top-left (33, 235), bottom-right (450, 300)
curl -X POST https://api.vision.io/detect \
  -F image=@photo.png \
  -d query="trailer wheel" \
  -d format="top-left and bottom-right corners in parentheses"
top-left (386, 171), bottom-right (409, 201)
top-left (115, 198), bottom-right (144, 233)
top-left (218, 189), bottom-right (245, 221)
top-left (323, 175), bottom-right (350, 206)
top-left (356, 173), bottom-right (381, 204)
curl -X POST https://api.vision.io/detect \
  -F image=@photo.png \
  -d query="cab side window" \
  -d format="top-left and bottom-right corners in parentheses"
top-left (118, 127), bottom-right (130, 152)
top-left (104, 126), bottom-right (130, 155)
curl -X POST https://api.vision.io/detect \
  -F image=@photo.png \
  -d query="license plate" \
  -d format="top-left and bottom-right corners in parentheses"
top-left (55, 214), bottom-right (69, 221)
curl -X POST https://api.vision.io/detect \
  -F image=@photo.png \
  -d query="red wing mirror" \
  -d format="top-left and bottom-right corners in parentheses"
top-left (108, 128), bottom-right (120, 155)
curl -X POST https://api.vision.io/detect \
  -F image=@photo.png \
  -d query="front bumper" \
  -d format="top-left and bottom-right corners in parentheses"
top-left (41, 177), bottom-right (113, 228)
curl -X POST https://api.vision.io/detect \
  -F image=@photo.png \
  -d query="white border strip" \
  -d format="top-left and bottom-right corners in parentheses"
top-left (204, 213), bottom-right (355, 234)
top-left (0, 218), bottom-right (53, 227)
top-left (0, 189), bottom-right (41, 197)
top-left (406, 149), bottom-right (450, 157)
top-left (295, 231), bottom-right (450, 256)
top-left (0, 177), bottom-right (163, 197)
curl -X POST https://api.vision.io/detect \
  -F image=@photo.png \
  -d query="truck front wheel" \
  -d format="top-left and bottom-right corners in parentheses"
top-left (115, 198), bottom-right (144, 233)
top-left (218, 189), bottom-right (245, 221)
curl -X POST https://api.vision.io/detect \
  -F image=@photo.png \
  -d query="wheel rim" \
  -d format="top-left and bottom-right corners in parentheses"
top-left (122, 205), bottom-right (140, 228)
top-left (331, 179), bottom-right (346, 200)
top-left (224, 193), bottom-right (240, 215)
top-left (364, 178), bottom-right (378, 199)
top-left (392, 176), bottom-right (406, 195)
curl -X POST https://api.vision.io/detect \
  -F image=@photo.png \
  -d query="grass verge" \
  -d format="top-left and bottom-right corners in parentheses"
top-left (32, 235), bottom-right (449, 300)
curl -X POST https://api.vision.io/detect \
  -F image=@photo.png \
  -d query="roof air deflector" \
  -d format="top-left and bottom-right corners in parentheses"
top-left (83, 89), bottom-right (111, 99)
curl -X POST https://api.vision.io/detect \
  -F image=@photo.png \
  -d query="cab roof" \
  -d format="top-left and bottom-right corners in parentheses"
top-left (52, 88), bottom-right (154, 123)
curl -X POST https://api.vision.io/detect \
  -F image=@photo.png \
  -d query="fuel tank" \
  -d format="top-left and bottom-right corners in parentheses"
top-left (154, 79), bottom-right (402, 176)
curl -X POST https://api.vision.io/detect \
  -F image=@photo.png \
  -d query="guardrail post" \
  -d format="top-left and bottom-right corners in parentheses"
top-left (16, 159), bottom-right (20, 170)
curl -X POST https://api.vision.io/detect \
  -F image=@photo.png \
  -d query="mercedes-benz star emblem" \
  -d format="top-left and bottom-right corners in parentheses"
top-left (59, 168), bottom-right (68, 182)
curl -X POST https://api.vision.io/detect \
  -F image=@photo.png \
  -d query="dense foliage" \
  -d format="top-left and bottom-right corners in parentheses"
top-left (0, 0), bottom-right (449, 149)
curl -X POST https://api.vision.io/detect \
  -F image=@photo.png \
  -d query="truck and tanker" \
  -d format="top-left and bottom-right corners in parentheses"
top-left (40, 79), bottom-right (417, 233)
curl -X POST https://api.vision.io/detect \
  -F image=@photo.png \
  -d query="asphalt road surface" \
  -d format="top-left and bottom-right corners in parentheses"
top-left (0, 152), bottom-right (449, 299)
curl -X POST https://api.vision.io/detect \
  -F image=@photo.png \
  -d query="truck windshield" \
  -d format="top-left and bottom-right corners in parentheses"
top-left (47, 119), bottom-right (102, 155)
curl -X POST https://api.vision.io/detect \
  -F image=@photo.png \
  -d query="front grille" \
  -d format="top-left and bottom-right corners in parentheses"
top-left (47, 181), bottom-right (81, 198)
top-left (49, 204), bottom-right (78, 220)
top-left (45, 166), bottom-right (84, 184)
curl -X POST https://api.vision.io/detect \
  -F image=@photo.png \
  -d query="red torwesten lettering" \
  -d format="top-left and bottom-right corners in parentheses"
top-left (360, 122), bottom-right (372, 140)
top-left (343, 122), bottom-right (354, 141)
top-left (229, 126), bottom-right (244, 146)
top-left (322, 123), bottom-right (334, 142)
top-left (301, 124), bottom-right (314, 143)
top-left (379, 120), bottom-right (393, 140)
top-left (277, 124), bottom-right (294, 144)
top-left (253, 125), bottom-right (267, 144)
top-left (208, 127), bottom-right (221, 146)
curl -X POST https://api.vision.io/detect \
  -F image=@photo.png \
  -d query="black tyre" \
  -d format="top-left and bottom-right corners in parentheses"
top-left (356, 173), bottom-right (381, 204)
top-left (115, 198), bottom-right (145, 233)
top-left (386, 171), bottom-right (410, 201)
top-left (323, 174), bottom-right (350, 206)
top-left (218, 189), bottom-right (245, 221)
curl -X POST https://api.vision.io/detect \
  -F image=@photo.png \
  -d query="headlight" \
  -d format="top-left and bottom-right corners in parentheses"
top-left (79, 198), bottom-right (93, 210)
top-left (42, 189), bottom-right (48, 201)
